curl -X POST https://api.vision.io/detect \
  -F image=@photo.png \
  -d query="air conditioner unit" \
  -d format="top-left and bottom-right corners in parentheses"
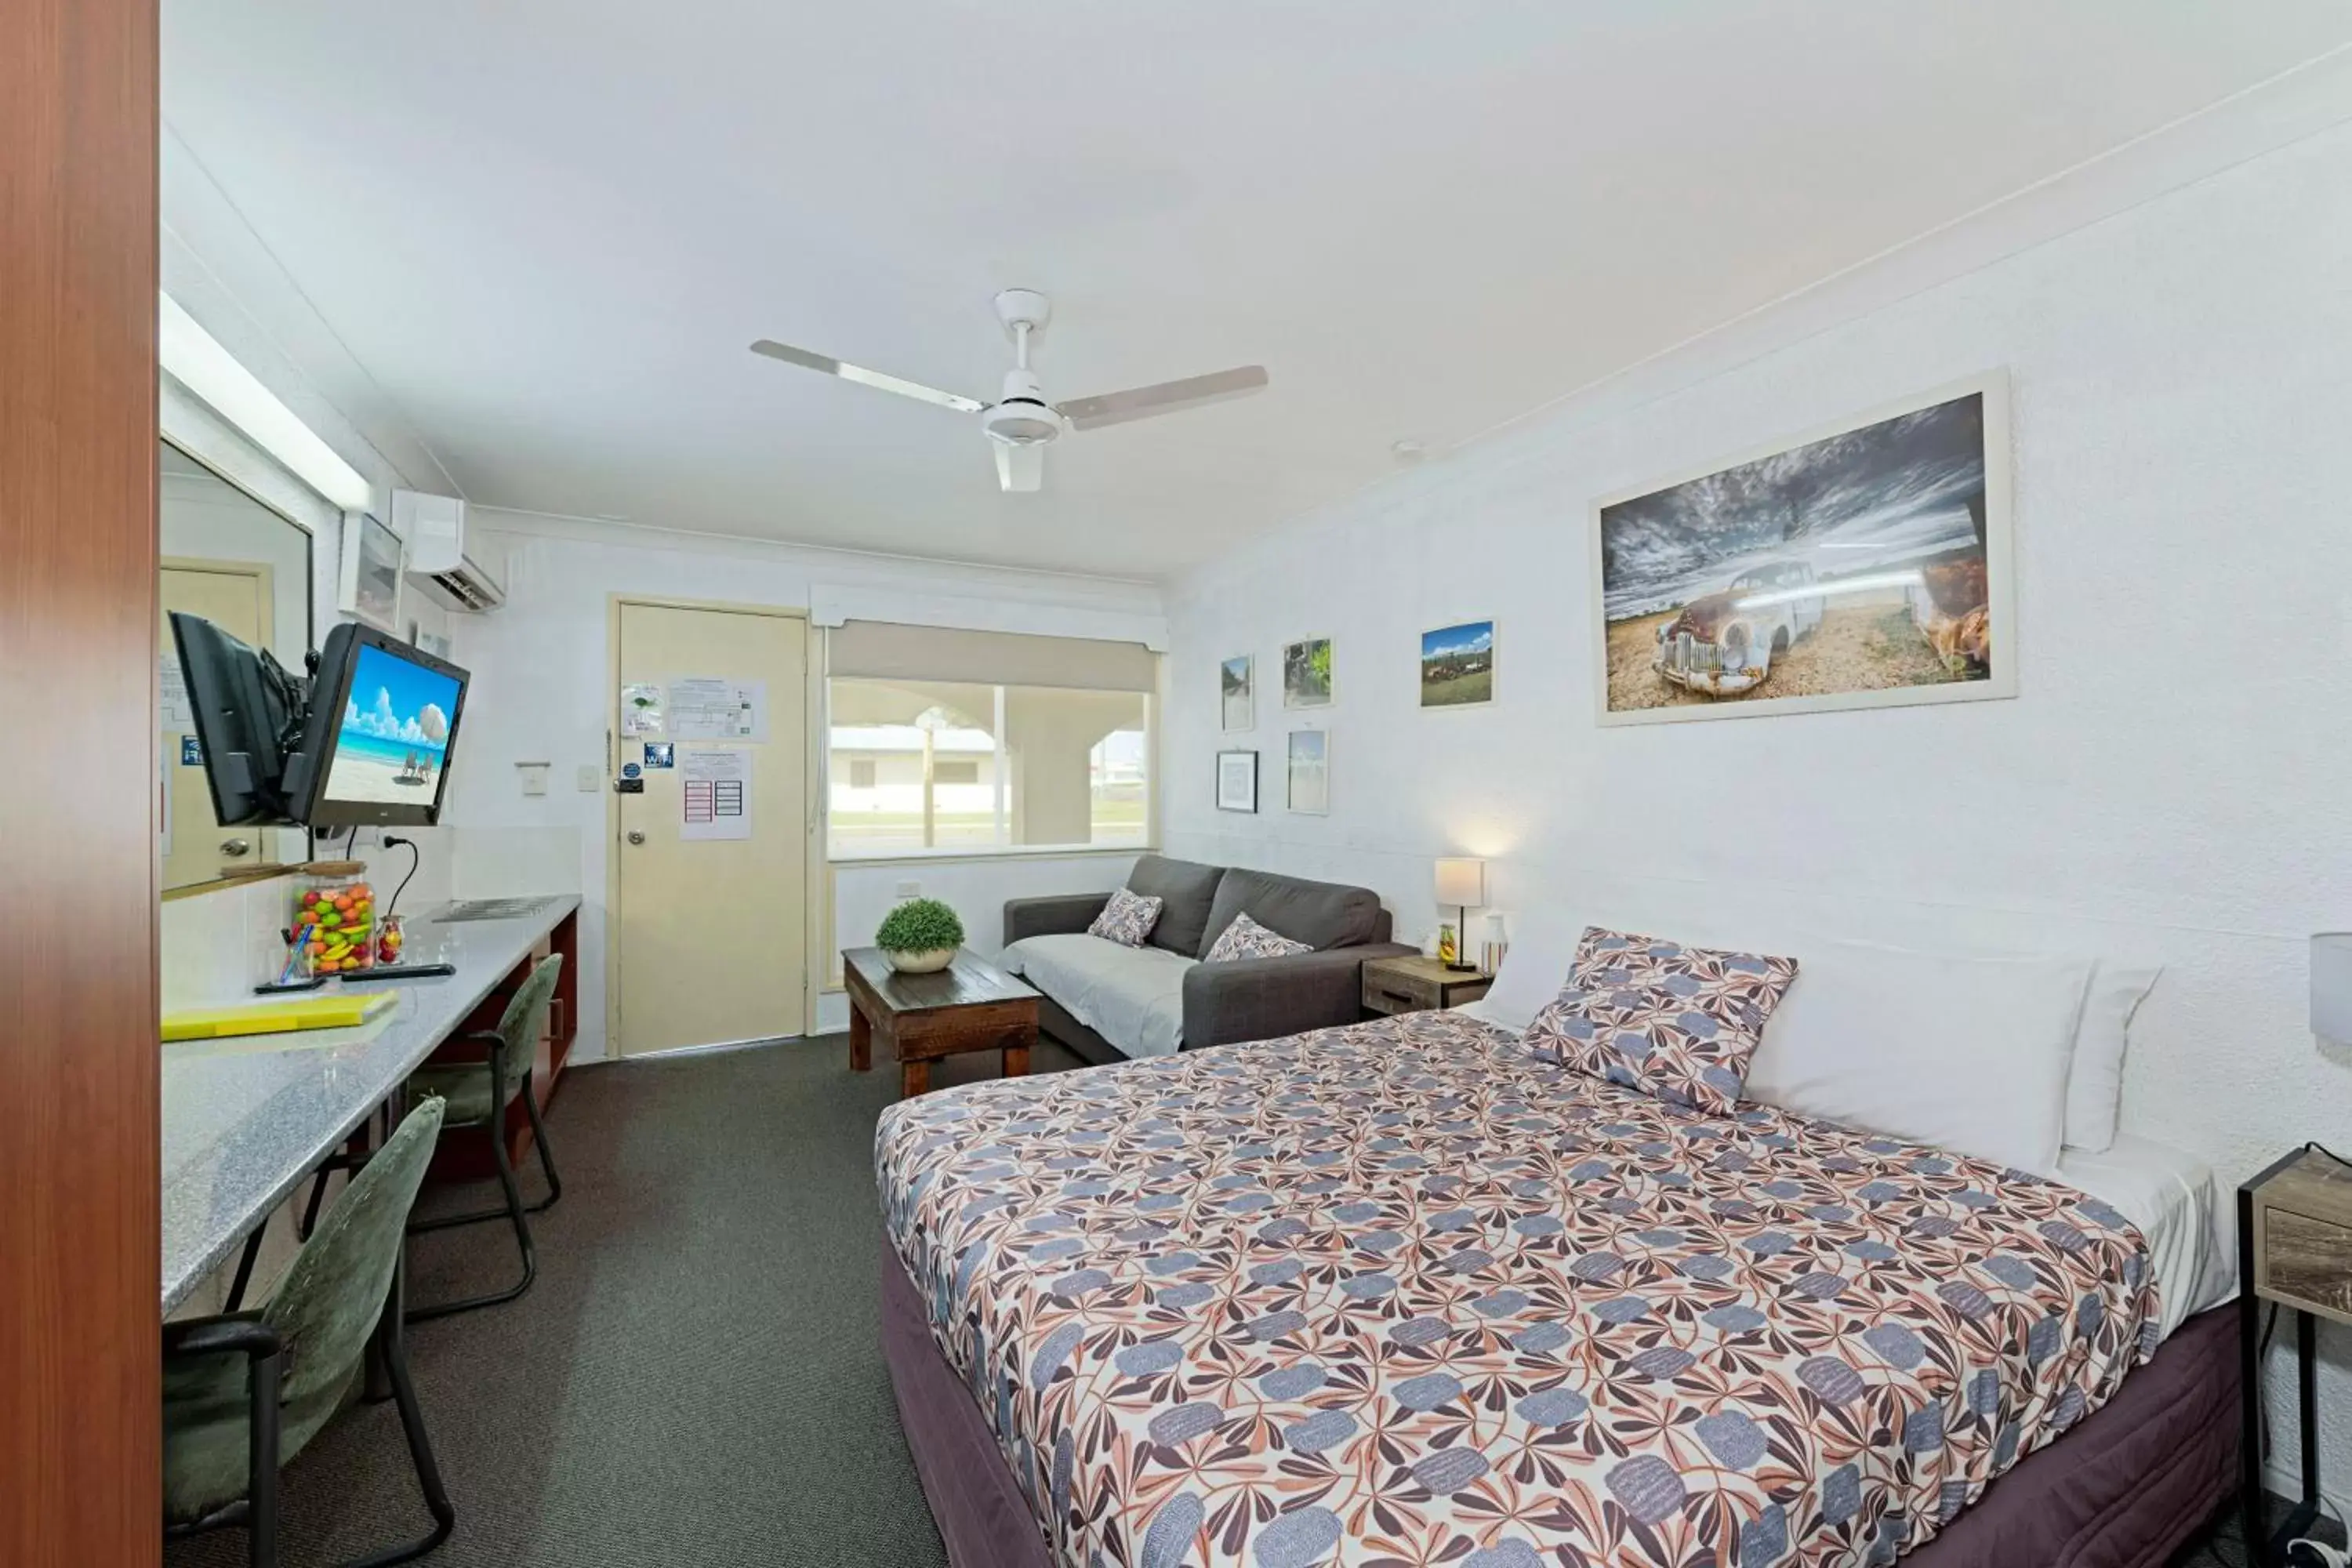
top-left (393, 488), bottom-right (506, 612)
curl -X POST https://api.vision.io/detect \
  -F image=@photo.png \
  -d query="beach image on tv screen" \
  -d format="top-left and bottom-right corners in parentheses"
top-left (325, 644), bottom-right (461, 804)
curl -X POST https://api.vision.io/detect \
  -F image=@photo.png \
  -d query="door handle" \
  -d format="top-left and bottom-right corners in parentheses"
top-left (219, 837), bottom-right (252, 857)
top-left (626, 831), bottom-right (646, 846)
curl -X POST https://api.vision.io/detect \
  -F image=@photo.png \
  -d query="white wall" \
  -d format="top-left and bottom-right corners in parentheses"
top-left (1165, 119), bottom-right (2352, 1490)
top-left (441, 514), bottom-right (1161, 1060)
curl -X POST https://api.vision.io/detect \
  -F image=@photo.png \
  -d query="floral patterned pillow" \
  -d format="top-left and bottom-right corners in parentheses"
top-left (1087, 887), bottom-right (1163, 948)
top-left (1526, 927), bottom-right (1801, 1112)
top-left (1203, 911), bottom-right (1312, 964)
top-left (1525, 982), bottom-right (1766, 1114)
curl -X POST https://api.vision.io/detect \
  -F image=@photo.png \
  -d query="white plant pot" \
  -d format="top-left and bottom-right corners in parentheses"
top-left (886, 947), bottom-right (956, 975)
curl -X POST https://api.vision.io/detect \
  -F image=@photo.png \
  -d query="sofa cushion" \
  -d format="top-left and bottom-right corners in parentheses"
top-left (1124, 855), bottom-right (1225, 957)
top-left (1200, 867), bottom-right (1383, 956)
top-left (1087, 887), bottom-right (1162, 948)
top-left (1203, 911), bottom-right (1314, 964)
top-left (998, 934), bottom-right (1194, 1058)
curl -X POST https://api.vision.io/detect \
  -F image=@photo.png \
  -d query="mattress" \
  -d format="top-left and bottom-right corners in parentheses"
top-left (1452, 1001), bottom-right (2234, 1345)
top-left (876, 1011), bottom-right (2164, 1568)
top-left (2056, 1135), bottom-right (2232, 1341)
top-left (880, 1246), bottom-right (2241, 1568)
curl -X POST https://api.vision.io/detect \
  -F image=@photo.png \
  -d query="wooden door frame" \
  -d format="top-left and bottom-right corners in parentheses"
top-left (603, 595), bottom-right (823, 1054)
top-left (2, 0), bottom-right (162, 1559)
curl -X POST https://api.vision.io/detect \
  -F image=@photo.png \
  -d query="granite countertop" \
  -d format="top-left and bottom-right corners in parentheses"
top-left (161, 894), bottom-right (582, 1312)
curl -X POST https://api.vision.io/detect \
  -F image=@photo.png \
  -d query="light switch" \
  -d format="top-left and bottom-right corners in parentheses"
top-left (896, 880), bottom-right (922, 898)
top-left (576, 765), bottom-right (601, 793)
top-left (517, 762), bottom-right (550, 797)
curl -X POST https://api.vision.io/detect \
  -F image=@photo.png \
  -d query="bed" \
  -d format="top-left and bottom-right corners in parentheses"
top-left (875, 1010), bottom-right (2238, 1568)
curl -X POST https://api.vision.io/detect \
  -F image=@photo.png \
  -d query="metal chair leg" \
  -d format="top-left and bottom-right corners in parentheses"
top-left (519, 1073), bottom-right (561, 1213)
top-left (335, 1332), bottom-right (456, 1568)
top-left (406, 1117), bottom-right (536, 1322)
top-left (246, 1348), bottom-right (283, 1568)
top-left (223, 1226), bottom-right (267, 1314)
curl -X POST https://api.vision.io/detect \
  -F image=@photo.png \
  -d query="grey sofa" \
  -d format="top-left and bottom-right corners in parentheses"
top-left (1000, 855), bottom-right (1415, 1065)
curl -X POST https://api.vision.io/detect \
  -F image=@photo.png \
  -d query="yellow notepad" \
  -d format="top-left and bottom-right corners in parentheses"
top-left (162, 989), bottom-right (398, 1042)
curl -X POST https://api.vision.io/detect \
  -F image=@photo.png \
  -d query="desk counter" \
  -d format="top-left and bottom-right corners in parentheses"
top-left (161, 895), bottom-right (581, 1311)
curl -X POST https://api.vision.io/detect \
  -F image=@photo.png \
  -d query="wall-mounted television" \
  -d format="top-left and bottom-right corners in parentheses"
top-left (290, 623), bottom-right (470, 828)
top-left (169, 613), bottom-right (471, 830)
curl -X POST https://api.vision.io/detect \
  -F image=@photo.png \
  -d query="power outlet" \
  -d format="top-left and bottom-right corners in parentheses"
top-left (576, 765), bottom-right (601, 793)
top-left (895, 880), bottom-right (922, 899)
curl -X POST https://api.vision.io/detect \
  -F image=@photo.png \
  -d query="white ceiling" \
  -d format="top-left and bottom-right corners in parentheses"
top-left (162, 2), bottom-right (2352, 579)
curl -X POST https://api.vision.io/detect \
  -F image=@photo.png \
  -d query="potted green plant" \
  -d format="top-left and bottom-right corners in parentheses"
top-left (874, 897), bottom-right (965, 974)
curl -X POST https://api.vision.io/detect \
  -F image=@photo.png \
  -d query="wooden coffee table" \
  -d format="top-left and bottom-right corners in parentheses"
top-left (842, 947), bottom-right (1040, 1098)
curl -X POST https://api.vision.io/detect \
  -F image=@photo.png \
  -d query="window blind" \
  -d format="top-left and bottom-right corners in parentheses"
top-left (828, 619), bottom-right (1157, 693)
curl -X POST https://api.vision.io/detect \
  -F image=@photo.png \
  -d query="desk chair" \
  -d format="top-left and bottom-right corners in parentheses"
top-left (405, 953), bottom-right (564, 1322)
top-left (164, 1097), bottom-right (454, 1568)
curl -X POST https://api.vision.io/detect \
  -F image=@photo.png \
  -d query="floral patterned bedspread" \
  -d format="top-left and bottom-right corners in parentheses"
top-left (874, 1011), bottom-right (2158, 1568)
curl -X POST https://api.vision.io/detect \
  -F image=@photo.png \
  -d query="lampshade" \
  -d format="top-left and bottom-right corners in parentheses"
top-left (1435, 857), bottom-right (1486, 909)
top-left (2314, 934), bottom-right (2352, 1043)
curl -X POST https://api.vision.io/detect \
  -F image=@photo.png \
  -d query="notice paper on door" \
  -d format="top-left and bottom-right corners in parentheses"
top-left (668, 677), bottom-right (766, 741)
top-left (679, 748), bottom-right (752, 840)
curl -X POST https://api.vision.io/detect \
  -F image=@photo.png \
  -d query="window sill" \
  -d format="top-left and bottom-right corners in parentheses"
top-left (829, 843), bottom-right (1155, 869)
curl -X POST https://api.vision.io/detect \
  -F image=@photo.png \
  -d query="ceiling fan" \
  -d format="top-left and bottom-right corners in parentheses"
top-left (750, 289), bottom-right (1267, 493)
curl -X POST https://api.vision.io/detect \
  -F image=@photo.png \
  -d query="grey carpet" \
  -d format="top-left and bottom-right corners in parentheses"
top-left (164, 1032), bottom-right (2256, 1568)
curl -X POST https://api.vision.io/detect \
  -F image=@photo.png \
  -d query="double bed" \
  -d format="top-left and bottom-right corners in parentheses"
top-left (875, 1010), bottom-right (2237, 1568)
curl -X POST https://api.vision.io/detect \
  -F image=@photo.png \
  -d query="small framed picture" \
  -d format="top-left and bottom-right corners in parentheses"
top-left (1220, 655), bottom-right (1254, 731)
top-left (1286, 728), bottom-right (1329, 815)
top-left (1283, 637), bottom-right (1333, 709)
top-left (339, 511), bottom-right (405, 634)
top-left (1421, 619), bottom-right (1496, 708)
top-left (1215, 749), bottom-right (1258, 812)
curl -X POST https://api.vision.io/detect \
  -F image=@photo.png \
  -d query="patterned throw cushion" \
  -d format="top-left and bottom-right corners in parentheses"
top-left (1524, 983), bottom-right (1759, 1114)
top-left (1524, 927), bottom-right (1800, 1113)
top-left (1203, 911), bottom-right (1313, 964)
top-left (1087, 887), bottom-right (1163, 948)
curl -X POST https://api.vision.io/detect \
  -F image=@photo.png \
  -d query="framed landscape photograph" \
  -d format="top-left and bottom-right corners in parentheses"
top-left (1221, 655), bottom-right (1254, 731)
top-left (1592, 372), bottom-right (2013, 726)
top-left (1285, 728), bottom-right (1328, 815)
top-left (1421, 619), bottom-right (1495, 708)
top-left (1215, 749), bottom-right (1258, 812)
top-left (1283, 637), bottom-right (1333, 709)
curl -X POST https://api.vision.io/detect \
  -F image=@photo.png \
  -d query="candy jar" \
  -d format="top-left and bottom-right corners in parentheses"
top-left (292, 862), bottom-right (377, 976)
top-left (376, 913), bottom-right (405, 968)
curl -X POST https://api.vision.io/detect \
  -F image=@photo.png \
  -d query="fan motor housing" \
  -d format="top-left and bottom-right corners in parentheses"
top-left (985, 368), bottom-right (1063, 445)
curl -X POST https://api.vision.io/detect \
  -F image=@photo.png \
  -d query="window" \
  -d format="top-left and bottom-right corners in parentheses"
top-left (826, 622), bottom-right (1156, 860)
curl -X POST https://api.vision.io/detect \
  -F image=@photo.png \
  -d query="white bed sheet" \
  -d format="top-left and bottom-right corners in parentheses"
top-left (2056, 1133), bottom-right (2234, 1341)
top-left (1446, 1002), bottom-right (2232, 1341)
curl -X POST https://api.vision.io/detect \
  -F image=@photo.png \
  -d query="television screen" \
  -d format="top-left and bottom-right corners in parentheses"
top-left (322, 642), bottom-right (463, 808)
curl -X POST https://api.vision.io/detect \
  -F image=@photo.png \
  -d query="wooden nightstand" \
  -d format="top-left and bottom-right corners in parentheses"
top-left (2239, 1147), bottom-right (2352, 1563)
top-left (1362, 953), bottom-right (1492, 1018)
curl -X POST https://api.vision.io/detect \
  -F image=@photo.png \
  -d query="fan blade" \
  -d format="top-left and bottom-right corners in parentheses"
top-left (1056, 365), bottom-right (1268, 431)
top-left (749, 339), bottom-right (985, 413)
top-left (993, 440), bottom-right (1045, 493)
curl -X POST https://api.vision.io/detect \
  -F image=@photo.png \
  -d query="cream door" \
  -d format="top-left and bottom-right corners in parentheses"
top-left (161, 561), bottom-right (274, 888)
top-left (614, 601), bottom-right (808, 1054)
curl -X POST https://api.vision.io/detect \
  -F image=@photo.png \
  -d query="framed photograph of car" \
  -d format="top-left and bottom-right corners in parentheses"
top-left (1592, 371), bottom-right (2014, 726)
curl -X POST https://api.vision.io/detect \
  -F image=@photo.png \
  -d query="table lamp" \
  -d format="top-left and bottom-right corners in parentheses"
top-left (1435, 857), bottom-right (1486, 973)
top-left (2314, 934), bottom-right (2352, 1043)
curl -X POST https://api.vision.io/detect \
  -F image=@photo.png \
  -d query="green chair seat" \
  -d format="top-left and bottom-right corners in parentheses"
top-left (162, 1096), bottom-right (453, 1563)
top-left (400, 953), bottom-right (565, 1323)
top-left (162, 1330), bottom-right (358, 1525)
top-left (405, 1062), bottom-right (503, 1126)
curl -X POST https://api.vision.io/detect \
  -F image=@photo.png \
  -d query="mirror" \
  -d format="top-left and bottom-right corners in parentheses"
top-left (160, 441), bottom-right (313, 891)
